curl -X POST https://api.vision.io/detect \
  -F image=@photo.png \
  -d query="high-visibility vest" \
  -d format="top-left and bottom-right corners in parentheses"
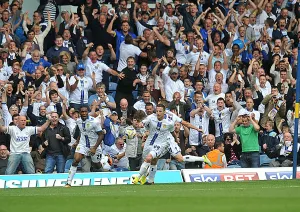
top-left (204, 149), bottom-right (224, 169)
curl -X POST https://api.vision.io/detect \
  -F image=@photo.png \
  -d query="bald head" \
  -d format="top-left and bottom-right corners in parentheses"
top-left (120, 99), bottom-right (128, 111)
top-left (17, 115), bottom-right (27, 128)
top-left (206, 134), bottom-right (215, 148)
top-left (284, 132), bottom-right (292, 142)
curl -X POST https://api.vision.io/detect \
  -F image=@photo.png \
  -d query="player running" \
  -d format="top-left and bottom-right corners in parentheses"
top-left (65, 106), bottom-right (104, 187)
top-left (133, 104), bottom-right (211, 185)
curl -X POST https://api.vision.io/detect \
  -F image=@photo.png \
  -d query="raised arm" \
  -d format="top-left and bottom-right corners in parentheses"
top-left (82, 42), bottom-right (93, 60)
top-left (107, 14), bottom-right (118, 37)
top-left (108, 44), bottom-right (116, 61)
top-left (152, 27), bottom-right (170, 46)
top-left (207, 50), bottom-right (214, 71)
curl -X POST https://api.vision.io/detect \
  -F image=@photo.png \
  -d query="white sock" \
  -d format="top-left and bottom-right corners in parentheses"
top-left (139, 162), bottom-right (150, 177)
top-left (183, 155), bottom-right (204, 162)
top-left (67, 166), bottom-right (77, 185)
top-left (147, 165), bottom-right (157, 183)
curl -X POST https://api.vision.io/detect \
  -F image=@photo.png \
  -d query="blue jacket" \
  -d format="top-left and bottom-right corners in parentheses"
top-left (22, 58), bottom-right (51, 74)
top-left (103, 117), bottom-right (119, 146)
top-left (46, 46), bottom-right (71, 62)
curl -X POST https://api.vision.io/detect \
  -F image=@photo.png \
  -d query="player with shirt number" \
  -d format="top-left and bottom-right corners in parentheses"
top-left (132, 105), bottom-right (212, 185)
top-left (65, 106), bottom-right (104, 187)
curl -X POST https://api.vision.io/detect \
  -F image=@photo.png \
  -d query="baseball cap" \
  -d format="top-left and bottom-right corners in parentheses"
top-left (238, 109), bottom-right (250, 117)
top-left (76, 63), bottom-right (85, 70)
top-left (111, 111), bottom-right (118, 115)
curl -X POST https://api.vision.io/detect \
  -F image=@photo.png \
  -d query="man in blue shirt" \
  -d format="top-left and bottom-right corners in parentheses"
top-left (46, 35), bottom-right (73, 62)
top-left (107, 14), bottom-right (137, 60)
top-left (22, 49), bottom-right (51, 85)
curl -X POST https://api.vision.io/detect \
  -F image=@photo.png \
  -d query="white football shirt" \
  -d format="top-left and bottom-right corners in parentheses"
top-left (6, 126), bottom-right (37, 154)
top-left (76, 116), bottom-right (102, 147)
top-left (143, 114), bottom-right (175, 146)
top-left (69, 76), bottom-right (93, 104)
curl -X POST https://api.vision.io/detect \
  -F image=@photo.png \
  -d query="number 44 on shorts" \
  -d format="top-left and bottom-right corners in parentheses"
top-left (153, 144), bottom-right (161, 151)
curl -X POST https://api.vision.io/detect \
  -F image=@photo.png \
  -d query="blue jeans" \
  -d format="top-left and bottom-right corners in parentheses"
top-left (5, 153), bottom-right (35, 175)
top-left (157, 159), bottom-right (169, 170)
top-left (240, 151), bottom-right (260, 168)
top-left (169, 160), bottom-right (185, 170)
top-left (227, 160), bottom-right (241, 168)
top-left (45, 154), bottom-right (65, 173)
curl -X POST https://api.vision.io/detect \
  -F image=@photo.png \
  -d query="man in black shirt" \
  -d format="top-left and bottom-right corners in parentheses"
top-left (115, 56), bottom-right (141, 107)
top-left (42, 112), bottom-right (71, 173)
top-left (0, 145), bottom-right (8, 175)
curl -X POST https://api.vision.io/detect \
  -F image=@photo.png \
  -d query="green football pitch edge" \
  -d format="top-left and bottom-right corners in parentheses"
top-left (0, 180), bottom-right (299, 212)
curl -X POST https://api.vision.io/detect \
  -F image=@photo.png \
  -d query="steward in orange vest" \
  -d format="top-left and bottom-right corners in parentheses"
top-left (204, 141), bottom-right (226, 168)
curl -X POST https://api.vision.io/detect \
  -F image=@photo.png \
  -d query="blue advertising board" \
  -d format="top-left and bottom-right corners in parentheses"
top-left (0, 170), bottom-right (183, 189)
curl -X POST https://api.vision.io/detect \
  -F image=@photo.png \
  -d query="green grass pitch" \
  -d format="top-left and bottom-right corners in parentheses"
top-left (1, 180), bottom-right (299, 212)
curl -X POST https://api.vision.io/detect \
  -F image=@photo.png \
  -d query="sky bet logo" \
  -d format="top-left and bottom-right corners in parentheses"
top-left (265, 172), bottom-right (300, 180)
top-left (189, 173), bottom-right (259, 182)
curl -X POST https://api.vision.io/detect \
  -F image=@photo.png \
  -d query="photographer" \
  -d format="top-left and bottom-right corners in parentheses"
top-left (260, 87), bottom-right (286, 131)
top-left (229, 111), bottom-right (260, 168)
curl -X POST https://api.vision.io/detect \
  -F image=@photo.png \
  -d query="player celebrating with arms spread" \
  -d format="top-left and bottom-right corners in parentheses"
top-left (65, 106), bottom-right (104, 187)
top-left (133, 104), bottom-right (211, 185)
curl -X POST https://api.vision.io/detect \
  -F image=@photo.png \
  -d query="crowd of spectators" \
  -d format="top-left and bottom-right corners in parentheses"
top-left (1, 0), bottom-right (300, 175)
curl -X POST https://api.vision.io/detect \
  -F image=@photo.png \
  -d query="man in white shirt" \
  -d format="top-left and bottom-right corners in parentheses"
top-left (0, 115), bottom-right (50, 175)
top-left (257, 75), bottom-right (271, 98)
top-left (117, 35), bottom-right (147, 72)
top-left (208, 56), bottom-right (228, 85)
top-left (162, 63), bottom-right (185, 102)
top-left (211, 98), bottom-right (234, 141)
top-left (238, 97), bottom-right (260, 122)
top-left (67, 63), bottom-right (94, 110)
top-left (162, 3), bottom-right (179, 38)
top-left (186, 38), bottom-right (210, 75)
top-left (108, 137), bottom-right (129, 170)
top-left (205, 83), bottom-right (225, 110)
top-left (0, 58), bottom-right (9, 83)
top-left (256, 3), bottom-right (276, 25)
top-left (82, 43), bottom-right (121, 83)
top-left (208, 72), bottom-right (228, 94)
top-left (133, 90), bottom-right (156, 112)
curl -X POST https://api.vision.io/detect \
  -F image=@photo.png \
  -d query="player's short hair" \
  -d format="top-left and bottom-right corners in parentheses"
top-left (156, 104), bottom-right (166, 111)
